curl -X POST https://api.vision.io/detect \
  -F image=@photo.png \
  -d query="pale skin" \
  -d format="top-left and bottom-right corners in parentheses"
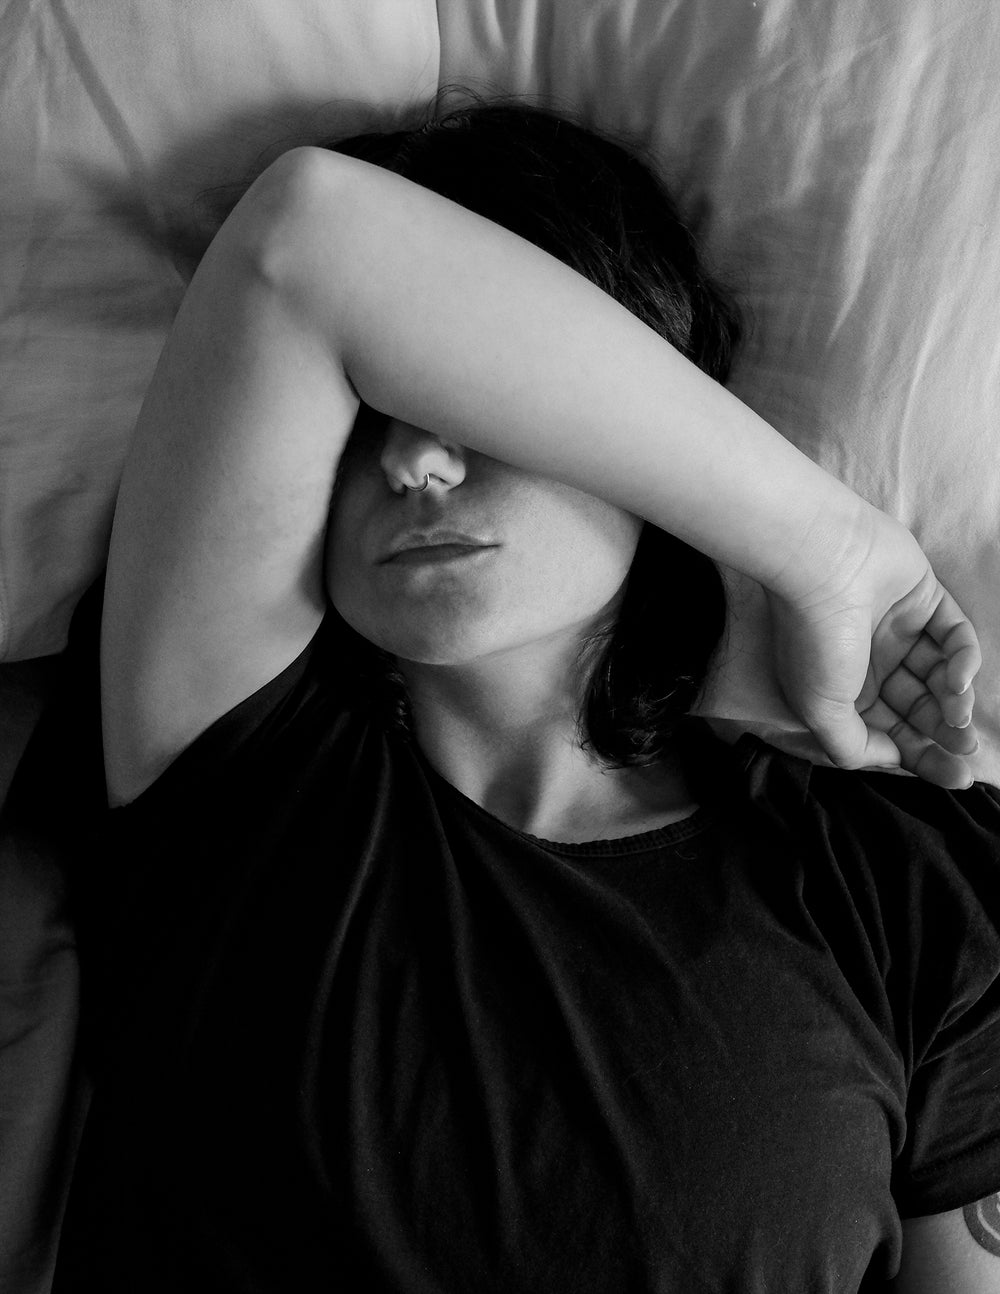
top-left (101, 145), bottom-right (990, 1282)
top-left (326, 412), bottom-right (695, 841)
top-left (887, 1195), bottom-right (1000, 1291)
top-left (102, 147), bottom-right (981, 813)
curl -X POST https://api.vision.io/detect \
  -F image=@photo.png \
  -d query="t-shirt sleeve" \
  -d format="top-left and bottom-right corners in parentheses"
top-left (742, 738), bottom-right (1000, 1220)
top-left (896, 940), bottom-right (1000, 1217)
top-left (51, 571), bottom-right (366, 911)
top-left (62, 550), bottom-right (384, 832)
top-left (110, 609), bottom-right (340, 822)
top-left (65, 580), bottom-right (380, 1074)
top-left (887, 780), bottom-right (1000, 1216)
top-left (41, 572), bottom-right (364, 830)
top-left (815, 768), bottom-right (1000, 1218)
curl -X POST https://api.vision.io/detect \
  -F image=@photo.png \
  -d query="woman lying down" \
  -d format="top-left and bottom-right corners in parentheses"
top-left (50, 97), bottom-right (1000, 1292)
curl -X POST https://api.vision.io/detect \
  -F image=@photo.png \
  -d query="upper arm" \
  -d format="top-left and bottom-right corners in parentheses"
top-left (102, 148), bottom-right (360, 806)
top-left (890, 1195), bottom-right (1000, 1292)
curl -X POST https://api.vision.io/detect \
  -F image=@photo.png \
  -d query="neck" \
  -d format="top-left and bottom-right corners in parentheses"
top-left (397, 631), bottom-right (697, 842)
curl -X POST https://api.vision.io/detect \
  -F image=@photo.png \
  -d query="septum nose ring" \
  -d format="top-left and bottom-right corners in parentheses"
top-left (403, 474), bottom-right (432, 493)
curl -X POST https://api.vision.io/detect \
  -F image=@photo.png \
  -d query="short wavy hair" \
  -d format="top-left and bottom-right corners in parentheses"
top-left (202, 90), bottom-right (741, 770)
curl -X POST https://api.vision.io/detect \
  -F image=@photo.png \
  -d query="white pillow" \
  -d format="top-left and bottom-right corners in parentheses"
top-left (0, 0), bottom-right (439, 657)
top-left (438, 0), bottom-right (1000, 784)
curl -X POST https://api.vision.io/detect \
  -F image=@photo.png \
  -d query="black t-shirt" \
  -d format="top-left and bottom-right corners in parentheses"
top-left (47, 610), bottom-right (1000, 1294)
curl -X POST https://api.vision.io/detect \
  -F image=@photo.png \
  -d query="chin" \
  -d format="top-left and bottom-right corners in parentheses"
top-left (338, 606), bottom-right (479, 665)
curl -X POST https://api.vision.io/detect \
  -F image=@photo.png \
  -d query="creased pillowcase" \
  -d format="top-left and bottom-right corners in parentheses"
top-left (437, 0), bottom-right (1000, 787)
top-left (0, 0), bottom-right (438, 659)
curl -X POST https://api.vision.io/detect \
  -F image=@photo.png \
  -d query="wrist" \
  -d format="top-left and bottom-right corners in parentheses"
top-left (761, 481), bottom-right (879, 605)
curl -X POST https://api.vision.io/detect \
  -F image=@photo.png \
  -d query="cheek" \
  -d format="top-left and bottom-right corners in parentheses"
top-left (524, 496), bottom-right (642, 602)
top-left (323, 494), bottom-right (369, 616)
top-left (517, 539), bottom-right (628, 622)
top-left (324, 473), bottom-right (641, 658)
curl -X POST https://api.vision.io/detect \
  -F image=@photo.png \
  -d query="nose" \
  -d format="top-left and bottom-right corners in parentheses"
top-left (380, 420), bottom-right (467, 495)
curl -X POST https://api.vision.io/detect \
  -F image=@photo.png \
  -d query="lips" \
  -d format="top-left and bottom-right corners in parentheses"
top-left (381, 529), bottom-right (498, 562)
top-left (385, 544), bottom-right (498, 568)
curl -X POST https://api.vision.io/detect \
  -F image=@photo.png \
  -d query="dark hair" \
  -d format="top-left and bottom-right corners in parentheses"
top-left (204, 90), bottom-right (740, 769)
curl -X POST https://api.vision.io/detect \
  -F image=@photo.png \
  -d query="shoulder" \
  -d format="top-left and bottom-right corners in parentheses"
top-left (802, 758), bottom-right (1000, 919)
top-left (764, 728), bottom-right (999, 890)
top-left (682, 718), bottom-right (1000, 876)
top-left (758, 737), bottom-right (1000, 1029)
top-left (730, 725), bottom-right (1000, 875)
top-left (707, 724), bottom-right (1000, 975)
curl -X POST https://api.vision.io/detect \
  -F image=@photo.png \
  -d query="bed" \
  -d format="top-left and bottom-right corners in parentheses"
top-left (2, 1), bottom-right (998, 1288)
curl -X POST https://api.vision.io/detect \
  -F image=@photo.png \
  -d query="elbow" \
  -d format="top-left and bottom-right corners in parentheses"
top-left (226, 146), bottom-right (360, 289)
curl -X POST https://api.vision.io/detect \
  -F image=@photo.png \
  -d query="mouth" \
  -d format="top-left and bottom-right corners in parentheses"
top-left (382, 543), bottom-right (500, 567)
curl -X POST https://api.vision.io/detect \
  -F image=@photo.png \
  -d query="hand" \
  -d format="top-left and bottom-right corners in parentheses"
top-left (764, 506), bottom-right (982, 789)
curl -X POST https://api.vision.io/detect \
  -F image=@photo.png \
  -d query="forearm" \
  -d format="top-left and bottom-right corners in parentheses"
top-left (250, 147), bottom-right (868, 596)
